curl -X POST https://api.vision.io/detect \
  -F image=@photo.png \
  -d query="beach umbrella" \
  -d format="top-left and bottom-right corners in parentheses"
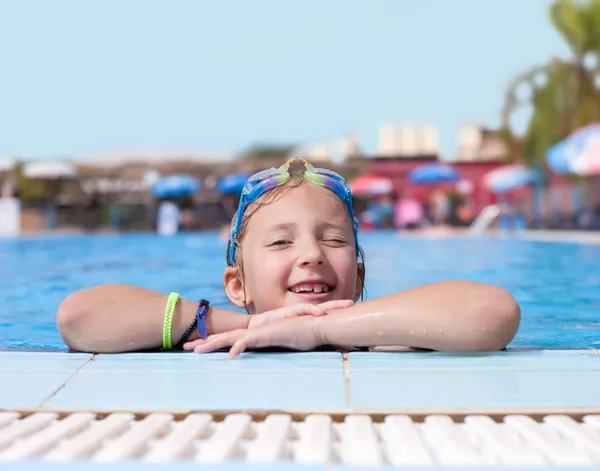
top-left (408, 163), bottom-right (460, 184)
top-left (0, 156), bottom-right (15, 173)
top-left (546, 123), bottom-right (600, 175)
top-left (571, 136), bottom-right (600, 176)
top-left (23, 160), bottom-right (77, 179)
top-left (152, 174), bottom-right (200, 199)
top-left (215, 173), bottom-right (251, 194)
top-left (483, 164), bottom-right (537, 194)
top-left (349, 175), bottom-right (393, 195)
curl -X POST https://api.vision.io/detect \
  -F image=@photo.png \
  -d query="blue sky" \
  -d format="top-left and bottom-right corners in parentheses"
top-left (0, 0), bottom-right (570, 161)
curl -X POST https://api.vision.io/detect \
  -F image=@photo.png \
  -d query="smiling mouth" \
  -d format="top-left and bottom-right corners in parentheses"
top-left (287, 283), bottom-right (334, 294)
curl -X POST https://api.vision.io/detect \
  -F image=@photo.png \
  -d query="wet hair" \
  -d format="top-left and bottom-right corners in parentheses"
top-left (225, 173), bottom-right (367, 310)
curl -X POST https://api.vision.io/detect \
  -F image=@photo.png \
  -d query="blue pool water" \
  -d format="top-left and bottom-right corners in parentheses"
top-left (0, 231), bottom-right (599, 350)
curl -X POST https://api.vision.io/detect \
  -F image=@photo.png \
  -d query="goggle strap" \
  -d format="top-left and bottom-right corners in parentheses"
top-left (228, 160), bottom-right (357, 266)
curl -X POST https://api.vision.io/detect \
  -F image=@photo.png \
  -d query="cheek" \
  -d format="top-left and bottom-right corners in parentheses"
top-left (243, 252), bottom-right (289, 289)
top-left (258, 251), bottom-right (288, 274)
top-left (331, 252), bottom-right (359, 291)
top-left (243, 252), bottom-right (291, 312)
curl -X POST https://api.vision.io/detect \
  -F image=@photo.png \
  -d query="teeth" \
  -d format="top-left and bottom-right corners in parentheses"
top-left (292, 284), bottom-right (330, 294)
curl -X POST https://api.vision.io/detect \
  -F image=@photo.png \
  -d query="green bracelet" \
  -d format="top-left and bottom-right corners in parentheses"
top-left (163, 292), bottom-right (180, 350)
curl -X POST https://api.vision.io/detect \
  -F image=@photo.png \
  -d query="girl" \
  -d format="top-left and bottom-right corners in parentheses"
top-left (57, 159), bottom-right (520, 356)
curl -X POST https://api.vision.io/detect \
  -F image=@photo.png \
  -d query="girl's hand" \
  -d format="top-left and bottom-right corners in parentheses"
top-left (247, 299), bottom-right (354, 329)
top-left (183, 299), bottom-right (353, 351)
top-left (185, 315), bottom-right (322, 358)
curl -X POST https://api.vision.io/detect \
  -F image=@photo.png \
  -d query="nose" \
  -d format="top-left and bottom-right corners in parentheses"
top-left (296, 240), bottom-right (326, 267)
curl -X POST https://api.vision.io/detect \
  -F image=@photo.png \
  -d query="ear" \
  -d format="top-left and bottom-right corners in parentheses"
top-left (223, 266), bottom-right (251, 308)
top-left (354, 262), bottom-right (365, 301)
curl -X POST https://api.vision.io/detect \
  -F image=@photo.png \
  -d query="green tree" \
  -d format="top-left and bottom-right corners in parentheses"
top-left (499, 0), bottom-right (600, 225)
top-left (501, 0), bottom-right (600, 170)
top-left (13, 162), bottom-right (46, 202)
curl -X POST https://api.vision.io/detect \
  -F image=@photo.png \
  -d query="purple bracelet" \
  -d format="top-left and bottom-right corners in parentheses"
top-left (196, 299), bottom-right (210, 339)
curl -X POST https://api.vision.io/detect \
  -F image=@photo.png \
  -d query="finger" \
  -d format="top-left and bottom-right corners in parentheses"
top-left (193, 331), bottom-right (242, 353)
top-left (230, 329), bottom-right (268, 357)
top-left (248, 304), bottom-right (323, 328)
top-left (228, 338), bottom-right (249, 358)
top-left (317, 299), bottom-right (355, 311)
top-left (183, 339), bottom-right (205, 351)
top-left (317, 299), bottom-right (354, 310)
top-left (286, 303), bottom-right (326, 319)
top-left (194, 338), bottom-right (225, 353)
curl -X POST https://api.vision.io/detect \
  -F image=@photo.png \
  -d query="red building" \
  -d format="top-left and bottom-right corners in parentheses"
top-left (365, 156), bottom-right (508, 213)
top-left (364, 154), bottom-right (576, 225)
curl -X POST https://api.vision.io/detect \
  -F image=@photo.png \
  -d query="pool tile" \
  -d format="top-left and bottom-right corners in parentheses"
top-left (88, 352), bottom-right (343, 373)
top-left (0, 373), bottom-right (72, 408)
top-left (347, 350), bottom-right (600, 372)
top-left (334, 469), bottom-right (594, 471)
top-left (350, 370), bottom-right (600, 410)
top-left (332, 468), bottom-right (407, 471)
top-left (0, 351), bottom-right (92, 373)
top-left (46, 369), bottom-right (347, 411)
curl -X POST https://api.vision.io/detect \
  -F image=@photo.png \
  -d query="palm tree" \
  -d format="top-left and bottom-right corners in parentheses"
top-left (499, 0), bottom-right (600, 225)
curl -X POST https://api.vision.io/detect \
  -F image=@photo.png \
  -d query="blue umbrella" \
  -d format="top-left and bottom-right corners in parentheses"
top-left (152, 174), bottom-right (200, 199)
top-left (546, 140), bottom-right (573, 175)
top-left (408, 163), bottom-right (460, 184)
top-left (546, 123), bottom-right (600, 175)
top-left (215, 173), bottom-right (251, 194)
top-left (484, 164), bottom-right (538, 194)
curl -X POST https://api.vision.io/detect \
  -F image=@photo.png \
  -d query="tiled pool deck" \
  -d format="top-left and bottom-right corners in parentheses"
top-left (1, 349), bottom-right (600, 415)
top-left (2, 348), bottom-right (600, 469)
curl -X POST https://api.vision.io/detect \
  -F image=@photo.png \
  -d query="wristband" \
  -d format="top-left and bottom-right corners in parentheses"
top-left (196, 299), bottom-right (210, 339)
top-left (162, 292), bottom-right (180, 350)
top-left (174, 316), bottom-right (198, 350)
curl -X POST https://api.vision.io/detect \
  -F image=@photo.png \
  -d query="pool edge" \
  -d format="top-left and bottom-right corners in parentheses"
top-left (4, 406), bottom-right (600, 423)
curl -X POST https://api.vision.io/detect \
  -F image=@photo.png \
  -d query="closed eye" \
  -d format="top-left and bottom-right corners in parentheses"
top-left (323, 238), bottom-right (348, 246)
top-left (268, 240), bottom-right (290, 247)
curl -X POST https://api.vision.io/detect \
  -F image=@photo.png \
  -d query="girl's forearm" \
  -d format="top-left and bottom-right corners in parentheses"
top-left (56, 284), bottom-right (248, 353)
top-left (316, 281), bottom-right (521, 352)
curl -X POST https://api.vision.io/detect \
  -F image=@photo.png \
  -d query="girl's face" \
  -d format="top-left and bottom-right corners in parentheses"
top-left (224, 183), bottom-right (363, 313)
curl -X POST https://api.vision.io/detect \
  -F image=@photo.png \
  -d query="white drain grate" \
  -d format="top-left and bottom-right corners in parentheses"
top-left (1, 412), bottom-right (600, 466)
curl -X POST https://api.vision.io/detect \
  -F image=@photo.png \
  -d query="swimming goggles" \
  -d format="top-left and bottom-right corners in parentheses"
top-left (228, 158), bottom-right (360, 265)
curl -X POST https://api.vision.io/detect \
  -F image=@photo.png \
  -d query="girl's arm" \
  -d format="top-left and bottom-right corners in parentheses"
top-left (316, 280), bottom-right (520, 351)
top-left (188, 280), bottom-right (521, 356)
top-left (56, 284), bottom-right (248, 353)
